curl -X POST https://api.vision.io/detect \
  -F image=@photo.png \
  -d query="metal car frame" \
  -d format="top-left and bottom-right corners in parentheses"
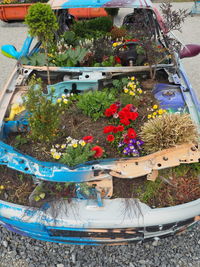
top-left (0, 0), bottom-right (200, 245)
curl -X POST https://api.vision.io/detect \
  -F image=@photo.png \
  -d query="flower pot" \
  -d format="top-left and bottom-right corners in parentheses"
top-left (0, 3), bottom-right (32, 22)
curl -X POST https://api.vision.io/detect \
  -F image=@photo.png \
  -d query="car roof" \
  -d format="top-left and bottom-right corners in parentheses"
top-left (48, 0), bottom-right (153, 10)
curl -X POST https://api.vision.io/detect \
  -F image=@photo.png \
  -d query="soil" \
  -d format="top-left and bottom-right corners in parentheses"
top-left (113, 174), bottom-right (200, 208)
top-left (0, 165), bottom-right (35, 205)
top-left (2, 71), bottom-right (199, 208)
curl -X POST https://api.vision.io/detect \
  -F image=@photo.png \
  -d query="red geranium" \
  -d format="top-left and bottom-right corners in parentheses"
top-left (92, 146), bottom-right (103, 158)
top-left (110, 103), bottom-right (118, 112)
top-left (117, 125), bottom-right (124, 132)
top-left (123, 135), bottom-right (130, 144)
top-left (120, 118), bottom-right (130, 126)
top-left (127, 128), bottom-right (137, 139)
top-left (82, 135), bottom-right (94, 143)
top-left (115, 56), bottom-right (121, 64)
top-left (103, 125), bottom-right (115, 134)
top-left (104, 108), bottom-right (113, 117)
top-left (130, 112), bottom-right (139, 121)
top-left (112, 126), bottom-right (119, 133)
top-left (107, 134), bottom-right (115, 142)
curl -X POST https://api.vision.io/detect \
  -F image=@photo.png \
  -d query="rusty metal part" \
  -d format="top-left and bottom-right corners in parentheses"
top-left (108, 143), bottom-right (200, 181)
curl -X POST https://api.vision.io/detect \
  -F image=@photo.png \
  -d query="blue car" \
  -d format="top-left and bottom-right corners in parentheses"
top-left (0, 0), bottom-right (200, 245)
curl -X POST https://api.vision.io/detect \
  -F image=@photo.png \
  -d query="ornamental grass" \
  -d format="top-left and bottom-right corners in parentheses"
top-left (140, 113), bottom-right (198, 153)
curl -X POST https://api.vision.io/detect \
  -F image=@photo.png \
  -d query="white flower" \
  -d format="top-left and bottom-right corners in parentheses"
top-left (66, 136), bottom-right (73, 143)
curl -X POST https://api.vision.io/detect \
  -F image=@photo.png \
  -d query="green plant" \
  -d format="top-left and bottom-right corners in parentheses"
top-left (93, 56), bottom-right (117, 67)
top-left (23, 76), bottom-right (64, 143)
top-left (63, 31), bottom-right (78, 46)
top-left (20, 53), bottom-right (47, 66)
top-left (72, 17), bottom-right (113, 39)
top-left (137, 179), bottom-right (162, 204)
top-left (77, 90), bottom-right (116, 121)
top-left (14, 134), bottom-right (28, 148)
top-left (53, 46), bottom-right (87, 67)
top-left (140, 113), bottom-right (198, 153)
top-left (60, 143), bottom-right (95, 167)
top-left (25, 3), bottom-right (59, 84)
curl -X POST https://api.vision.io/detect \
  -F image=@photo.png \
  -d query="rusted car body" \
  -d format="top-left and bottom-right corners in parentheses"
top-left (0, 0), bottom-right (200, 245)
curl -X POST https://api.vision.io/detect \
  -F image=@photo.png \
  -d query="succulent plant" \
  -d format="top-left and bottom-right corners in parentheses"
top-left (140, 113), bottom-right (198, 153)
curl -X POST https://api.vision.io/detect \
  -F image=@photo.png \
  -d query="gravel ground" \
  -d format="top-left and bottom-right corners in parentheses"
top-left (0, 2), bottom-right (200, 267)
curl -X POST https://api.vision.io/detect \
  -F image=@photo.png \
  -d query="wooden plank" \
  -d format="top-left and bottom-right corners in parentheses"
top-left (21, 64), bottom-right (174, 73)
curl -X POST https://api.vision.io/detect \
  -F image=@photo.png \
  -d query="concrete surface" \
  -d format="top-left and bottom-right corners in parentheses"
top-left (0, 2), bottom-right (199, 99)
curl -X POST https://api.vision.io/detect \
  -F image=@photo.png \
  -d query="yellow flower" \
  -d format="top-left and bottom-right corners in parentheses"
top-left (57, 98), bottom-right (62, 103)
top-left (129, 91), bottom-right (135, 96)
top-left (50, 148), bottom-right (56, 154)
top-left (147, 114), bottom-right (152, 119)
top-left (55, 144), bottom-right (60, 148)
top-left (53, 153), bottom-right (61, 160)
top-left (80, 141), bottom-right (86, 147)
top-left (72, 143), bottom-right (78, 148)
top-left (0, 185), bottom-right (5, 190)
top-left (124, 88), bottom-right (129, 93)
top-left (153, 105), bottom-right (158, 110)
top-left (163, 109), bottom-right (167, 113)
top-left (131, 76), bottom-right (135, 81)
top-left (63, 99), bottom-right (68, 104)
top-left (158, 109), bottom-right (164, 115)
top-left (62, 94), bottom-right (66, 99)
top-left (153, 112), bottom-right (157, 116)
top-left (61, 144), bottom-right (66, 149)
top-left (138, 89), bottom-right (143, 94)
top-left (112, 42), bottom-right (122, 47)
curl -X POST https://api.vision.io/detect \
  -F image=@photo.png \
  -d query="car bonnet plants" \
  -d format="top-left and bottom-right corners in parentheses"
top-left (77, 90), bottom-right (116, 121)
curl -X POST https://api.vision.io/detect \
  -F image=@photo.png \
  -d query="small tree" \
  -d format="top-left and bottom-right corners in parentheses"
top-left (25, 3), bottom-right (58, 84)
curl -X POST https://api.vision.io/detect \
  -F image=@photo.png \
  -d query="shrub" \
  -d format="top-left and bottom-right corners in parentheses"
top-left (77, 90), bottom-right (116, 121)
top-left (72, 17), bottom-right (113, 39)
top-left (110, 26), bottom-right (127, 40)
top-left (23, 76), bottom-right (64, 143)
top-left (140, 113), bottom-right (198, 153)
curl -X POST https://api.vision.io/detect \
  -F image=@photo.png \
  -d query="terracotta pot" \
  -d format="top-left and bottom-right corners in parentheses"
top-left (69, 8), bottom-right (107, 19)
top-left (0, 3), bottom-right (32, 22)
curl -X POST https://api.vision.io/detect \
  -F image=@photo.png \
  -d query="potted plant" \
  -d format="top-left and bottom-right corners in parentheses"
top-left (0, 0), bottom-right (48, 22)
top-left (0, 0), bottom-right (200, 245)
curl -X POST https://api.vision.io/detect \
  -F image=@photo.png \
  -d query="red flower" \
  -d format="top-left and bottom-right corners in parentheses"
top-left (120, 118), bottom-right (130, 126)
top-left (115, 56), bottom-right (121, 64)
top-left (104, 108), bottom-right (113, 117)
top-left (107, 134), bottom-right (115, 142)
top-left (123, 136), bottom-right (130, 144)
top-left (91, 146), bottom-right (103, 158)
top-left (127, 128), bottom-right (137, 139)
top-left (117, 125), bottom-right (124, 132)
top-left (103, 125), bottom-right (115, 134)
top-left (130, 112), bottom-right (139, 121)
top-left (118, 110), bottom-right (127, 119)
top-left (112, 126), bottom-right (119, 133)
top-left (110, 103), bottom-right (118, 113)
top-left (82, 135), bottom-right (94, 143)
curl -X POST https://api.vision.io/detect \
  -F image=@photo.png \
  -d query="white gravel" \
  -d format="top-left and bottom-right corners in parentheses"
top-left (0, 2), bottom-right (200, 266)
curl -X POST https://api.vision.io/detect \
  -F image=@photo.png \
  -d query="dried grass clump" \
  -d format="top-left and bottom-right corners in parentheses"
top-left (140, 113), bottom-right (198, 153)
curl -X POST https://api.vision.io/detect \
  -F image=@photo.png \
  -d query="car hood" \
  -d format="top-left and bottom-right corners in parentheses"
top-left (48, 0), bottom-right (153, 10)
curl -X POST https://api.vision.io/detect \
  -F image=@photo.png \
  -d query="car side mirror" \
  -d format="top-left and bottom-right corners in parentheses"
top-left (180, 44), bottom-right (200, 59)
top-left (1, 45), bottom-right (19, 59)
top-left (1, 36), bottom-right (33, 60)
